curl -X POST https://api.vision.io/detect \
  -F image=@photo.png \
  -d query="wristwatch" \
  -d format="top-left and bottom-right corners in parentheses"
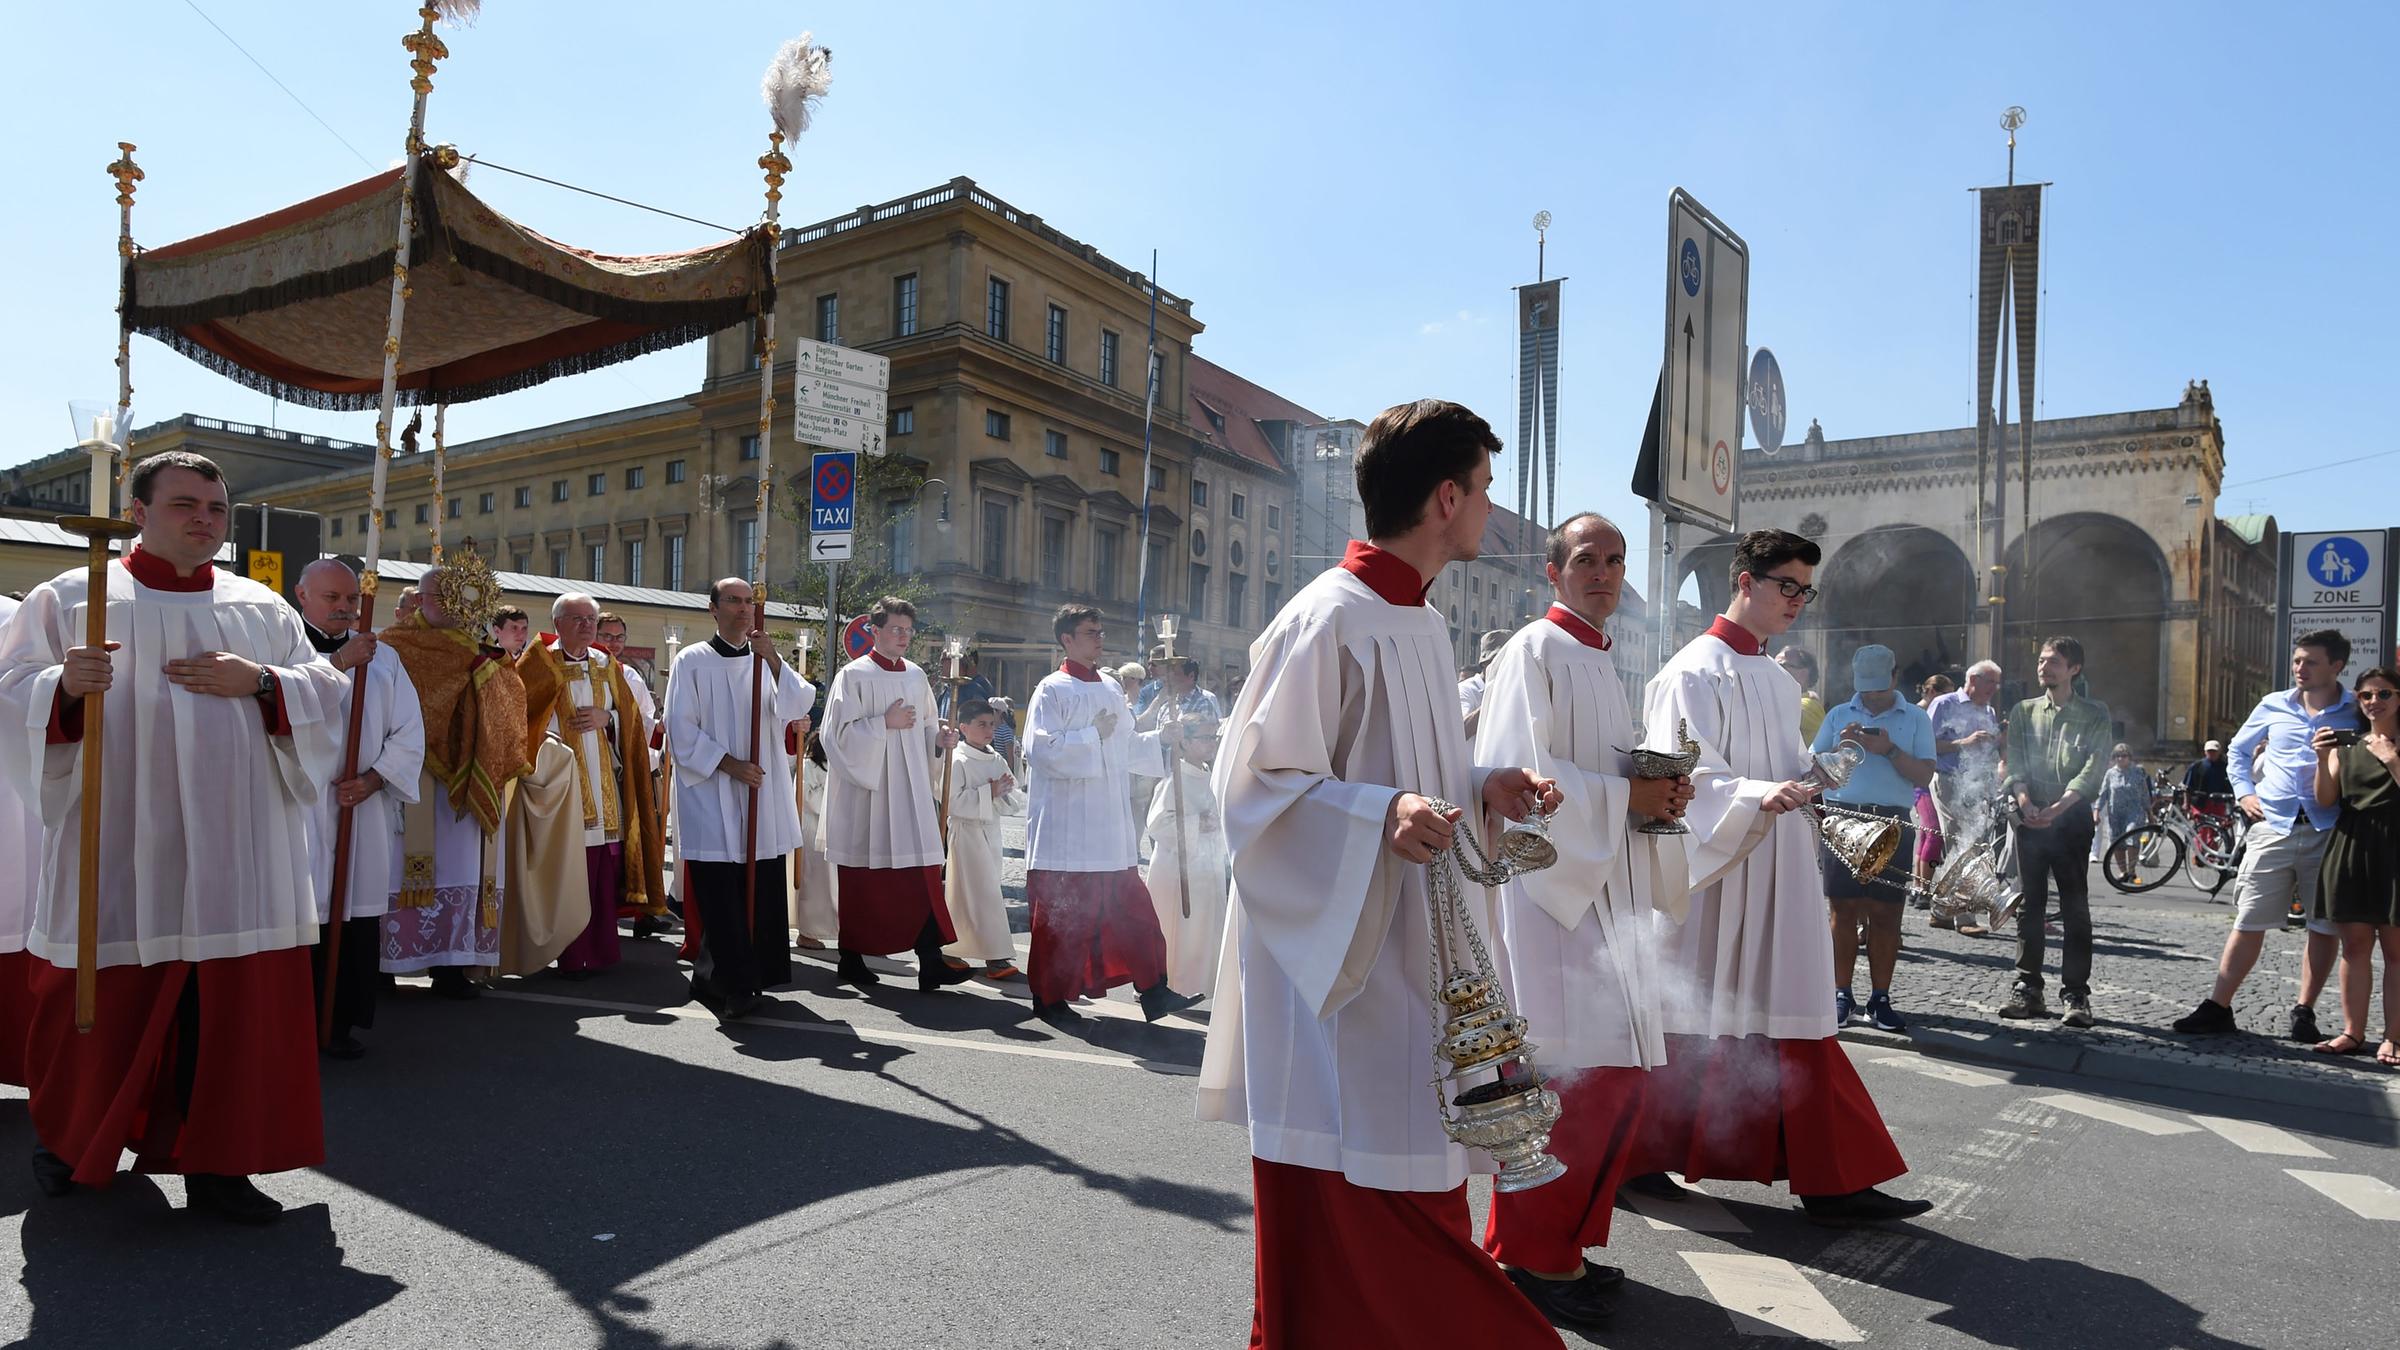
top-left (255, 666), bottom-right (280, 701)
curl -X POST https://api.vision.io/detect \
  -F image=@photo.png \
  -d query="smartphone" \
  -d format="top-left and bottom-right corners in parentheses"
top-left (2328, 728), bottom-right (2361, 747)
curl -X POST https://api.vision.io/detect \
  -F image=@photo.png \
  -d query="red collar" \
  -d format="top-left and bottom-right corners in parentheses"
top-left (1544, 605), bottom-right (1611, 651)
top-left (121, 544), bottom-right (214, 593)
top-left (1339, 540), bottom-right (1434, 607)
top-left (1060, 660), bottom-right (1102, 683)
top-left (868, 650), bottom-right (907, 673)
top-left (1704, 615), bottom-right (1765, 657)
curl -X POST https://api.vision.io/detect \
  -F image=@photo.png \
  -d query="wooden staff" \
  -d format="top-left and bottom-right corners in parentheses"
top-left (58, 516), bottom-right (137, 1032)
top-left (324, 2), bottom-right (451, 1048)
top-left (744, 600), bottom-right (767, 933)
top-left (934, 639), bottom-right (964, 846)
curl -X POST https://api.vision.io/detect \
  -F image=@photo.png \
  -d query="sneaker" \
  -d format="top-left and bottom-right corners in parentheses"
top-left (2288, 1004), bottom-right (2322, 1043)
top-left (1998, 986), bottom-right (2047, 1019)
top-left (2171, 998), bottom-right (2236, 1034)
top-left (1835, 988), bottom-right (1858, 1026)
top-left (1865, 993), bottom-right (1908, 1033)
top-left (2059, 992), bottom-right (2094, 1028)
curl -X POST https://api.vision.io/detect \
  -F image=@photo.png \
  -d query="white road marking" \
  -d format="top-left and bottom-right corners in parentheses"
top-left (1625, 1180), bottom-right (1751, 1233)
top-left (1870, 1054), bottom-right (2007, 1087)
top-left (2188, 1115), bottom-right (2331, 1159)
top-left (2026, 1093), bottom-right (2201, 1136)
top-left (1681, 1252), bottom-right (1864, 1343)
top-left (2284, 1170), bottom-right (2400, 1221)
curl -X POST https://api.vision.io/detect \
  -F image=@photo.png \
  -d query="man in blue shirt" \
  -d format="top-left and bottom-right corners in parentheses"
top-left (2173, 629), bottom-right (2364, 1040)
top-left (1813, 644), bottom-right (1937, 1032)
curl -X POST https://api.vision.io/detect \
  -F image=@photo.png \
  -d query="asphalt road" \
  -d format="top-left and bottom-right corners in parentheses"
top-left (2, 934), bottom-right (2394, 1350)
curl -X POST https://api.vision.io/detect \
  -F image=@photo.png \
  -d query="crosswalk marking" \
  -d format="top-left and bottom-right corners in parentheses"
top-left (2285, 1171), bottom-right (2400, 1221)
top-left (1870, 1054), bottom-right (2007, 1087)
top-left (1681, 1252), bottom-right (1864, 1343)
top-left (2025, 1093), bottom-right (2201, 1136)
top-left (1625, 1180), bottom-right (1751, 1233)
top-left (2188, 1115), bottom-right (2331, 1158)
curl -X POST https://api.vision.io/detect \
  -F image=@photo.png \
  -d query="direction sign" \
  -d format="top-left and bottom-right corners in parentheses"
top-left (842, 613), bottom-right (874, 660)
top-left (794, 338), bottom-right (890, 392)
top-left (810, 533), bottom-right (853, 562)
top-left (1748, 347), bottom-right (1786, 456)
top-left (1660, 189), bottom-right (1749, 532)
top-left (788, 337), bottom-right (892, 456)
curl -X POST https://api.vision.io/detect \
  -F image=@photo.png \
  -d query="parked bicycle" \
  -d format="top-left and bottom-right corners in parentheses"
top-left (2101, 787), bottom-right (2246, 895)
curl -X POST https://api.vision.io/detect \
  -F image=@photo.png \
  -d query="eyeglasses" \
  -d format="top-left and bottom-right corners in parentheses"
top-left (1753, 573), bottom-right (1819, 603)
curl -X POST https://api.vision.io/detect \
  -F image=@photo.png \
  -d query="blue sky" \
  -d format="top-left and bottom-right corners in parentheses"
top-left (8, 1), bottom-right (2395, 559)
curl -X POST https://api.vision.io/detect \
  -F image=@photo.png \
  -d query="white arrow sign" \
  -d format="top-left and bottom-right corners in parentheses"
top-left (794, 373), bottom-right (886, 423)
top-left (811, 532), bottom-right (854, 562)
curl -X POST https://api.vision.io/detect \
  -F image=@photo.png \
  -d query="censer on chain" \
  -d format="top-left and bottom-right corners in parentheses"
top-left (1928, 793), bottom-right (2022, 929)
top-left (1627, 718), bottom-right (1702, 836)
top-left (1802, 742), bottom-right (1905, 882)
top-left (1421, 799), bottom-right (1567, 1192)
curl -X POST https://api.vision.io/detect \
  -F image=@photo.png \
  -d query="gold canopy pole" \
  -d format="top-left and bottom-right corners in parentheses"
top-left (430, 402), bottom-right (447, 564)
top-left (741, 128), bottom-right (788, 936)
top-left (324, 1), bottom-right (456, 1050)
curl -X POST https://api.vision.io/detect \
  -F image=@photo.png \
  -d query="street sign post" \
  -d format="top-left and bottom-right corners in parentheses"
top-left (788, 337), bottom-right (891, 456)
top-left (1660, 189), bottom-right (1749, 532)
top-left (2277, 528), bottom-right (2397, 676)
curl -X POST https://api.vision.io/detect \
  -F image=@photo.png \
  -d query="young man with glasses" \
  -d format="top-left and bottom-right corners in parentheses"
top-left (2000, 636), bottom-right (2112, 1027)
top-left (1640, 529), bottom-right (1931, 1227)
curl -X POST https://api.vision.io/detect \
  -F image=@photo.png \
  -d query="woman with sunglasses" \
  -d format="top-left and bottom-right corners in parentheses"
top-left (2309, 666), bottom-right (2400, 1064)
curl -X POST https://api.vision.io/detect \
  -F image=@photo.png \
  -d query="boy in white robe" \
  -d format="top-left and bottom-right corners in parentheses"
top-left (940, 699), bottom-right (1024, 979)
top-left (821, 597), bottom-right (971, 993)
top-left (1638, 529), bottom-right (1930, 1226)
top-left (790, 735), bottom-right (838, 948)
top-left (1475, 514), bottom-right (1692, 1327)
top-left (1199, 400), bottom-right (1563, 1347)
top-left (294, 559), bottom-right (424, 1061)
top-left (666, 578), bottom-right (813, 1022)
top-left (1138, 712), bottom-right (1229, 999)
top-left (0, 452), bottom-right (351, 1223)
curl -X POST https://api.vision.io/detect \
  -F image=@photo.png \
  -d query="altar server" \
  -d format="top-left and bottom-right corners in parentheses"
top-left (940, 699), bottom-right (1024, 979)
top-left (1138, 710), bottom-right (1229, 999)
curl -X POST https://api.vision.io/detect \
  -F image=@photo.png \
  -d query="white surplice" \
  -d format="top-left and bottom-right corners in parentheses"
top-left (306, 642), bottom-right (425, 923)
top-left (666, 640), bottom-right (813, 864)
top-left (1197, 567), bottom-right (1497, 1193)
top-left (0, 561), bottom-right (348, 967)
top-left (1475, 617), bottom-right (1673, 1071)
top-left (1642, 630), bottom-right (1834, 1042)
top-left (1024, 668), bottom-right (1157, 873)
top-left (789, 756), bottom-right (839, 941)
top-left (1139, 752), bottom-right (1229, 996)
top-left (545, 642), bottom-right (627, 848)
top-left (0, 596), bottom-right (38, 953)
top-left (942, 740), bottom-right (1022, 961)
top-left (821, 655), bottom-right (944, 869)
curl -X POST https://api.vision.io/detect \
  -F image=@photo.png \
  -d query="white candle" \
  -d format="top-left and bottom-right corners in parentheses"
top-left (86, 446), bottom-right (110, 515)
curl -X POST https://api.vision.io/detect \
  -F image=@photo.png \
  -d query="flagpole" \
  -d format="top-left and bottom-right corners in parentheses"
top-left (1131, 251), bottom-right (1162, 645)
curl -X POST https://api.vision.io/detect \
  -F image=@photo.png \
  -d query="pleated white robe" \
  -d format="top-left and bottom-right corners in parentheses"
top-left (0, 596), bottom-right (38, 954)
top-left (1024, 669), bottom-right (1156, 873)
top-left (941, 741), bottom-right (1022, 961)
top-left (1197, 566), bottom-right (1500, 1193)
top-left (1139, 752), bottom-right (1229, 997)
top-left (821, 656), bottom-right (945, 870)
top-left (1642, 630), bottom-right (1835, 1042)
top-left (665, 642), bottom-right (812, 863)
top-left (1476, 617), bottom-right (1673, 1071)
top-left (306, 642), bottom-right (425, 924)
top-left (790, 757), bottom-right (839, 941)
top-left (0, 562), bottom-right (348, 967)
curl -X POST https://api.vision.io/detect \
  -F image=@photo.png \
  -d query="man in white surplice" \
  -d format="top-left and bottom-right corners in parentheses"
top-left (0, 452), bottom-right (350, 1223)
top-left (1198, 400), bottom-right (1564, 1348)
top-left (1639, 528), bottom-right (1929, 1227)
top-left (1474, 514), bottom-right (1692, 1317)
top-left (295, 559), bottom-right (423, 1061)
top-left (666, 578), bottom-right (813, 1021)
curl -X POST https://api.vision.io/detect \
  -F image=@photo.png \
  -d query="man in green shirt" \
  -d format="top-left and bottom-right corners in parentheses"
top-left (2000, 635), bottom-right (2112, 1027)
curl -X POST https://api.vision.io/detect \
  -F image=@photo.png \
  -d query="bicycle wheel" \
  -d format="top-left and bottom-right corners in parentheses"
top-left (2103, 825), bottom-right (2183, 894)
top-left (2189, 835), bottom-right (2243, 896)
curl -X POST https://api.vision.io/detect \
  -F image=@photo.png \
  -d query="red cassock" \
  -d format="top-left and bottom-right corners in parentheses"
top-left (1024, 868), bottom-right (1166, 1005)
top-left (1482, 1066), bottom-right (1650, 1271)
top-left (1250, 1159), bottom-right (1562, 1349)
top-left (0, 949), bottom-right (33, 1088)
top-left (1637, 1034), bottom-right (1905, 1197)
top-left (25, 948), bottom-right (322, 1186)
top-left (837, 865), bottom-right (950, 955)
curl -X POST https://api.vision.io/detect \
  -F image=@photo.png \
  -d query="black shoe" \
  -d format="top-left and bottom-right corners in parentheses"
top-left (31, 1149), bottom-right (75, 1199)
top-left (2172, 998), bottom-right (2236, 1034)
top-left (324, 1034), bottom-right (367, 1062)
top-left (185, 1173), bottom-right (285, 1225)
top-left (1139, 984), bottom-right (1204, 1022)
top-left (631, 916), bottom-right (659, 940)
top-left (556, 967), bottom-right (593, 983)
top-left (1503, 1264), bottom-right (1617, 1329)
top-left (2288, 1004), bottom-right (2322, 1043)
top-left (1801, 1187), bottom-right (1934, 1226)
top-left (428, 968), bottom-right (479, 1001)
top-left (835, 952), bottom-right (882, 988)
top-left (1586, 1264), bottom-right (1626, 1290)
top-left (1033, 1000), bottom-right (1085, 1027)
top-left (720, 992), bottom-right (772, 1024)
top-left (917, 956), bottom-right (977, 993)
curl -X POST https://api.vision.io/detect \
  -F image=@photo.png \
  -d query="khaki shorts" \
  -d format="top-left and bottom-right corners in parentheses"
top-left (2231, 817), bottom-right (2337, 936)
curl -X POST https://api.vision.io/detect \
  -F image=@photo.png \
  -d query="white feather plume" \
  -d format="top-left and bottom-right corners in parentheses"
top-left (432, 0), bottom-right (482, 25)
top-left (761, 35), bottom-right (833, 139)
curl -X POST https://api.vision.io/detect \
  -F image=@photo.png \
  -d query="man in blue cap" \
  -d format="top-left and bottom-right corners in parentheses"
top-left (1811, 644), bottom-right (1936, 1031)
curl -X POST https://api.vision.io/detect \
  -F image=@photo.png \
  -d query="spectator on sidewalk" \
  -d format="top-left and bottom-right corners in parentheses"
top-left (1776, 644), bottom-right (1826, 743)
top-left (1815, 645), bottom-right (1936, 1033)
top-left (2173, 630), bottom-right (2363, 1040)
top-left (2184, 739), bottom-right (2233, 799)
top-left (1928, 661), bottom-right (2006, 930)
top-left (2092, 745), bottom-right (2151, 864)
top-left (2001, 636), bottom-right (2111, 1029)
top-left (2308, 667), bottom-right (2400, 1065)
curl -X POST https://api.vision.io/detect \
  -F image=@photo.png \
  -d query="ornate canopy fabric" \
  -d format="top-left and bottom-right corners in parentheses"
top-left (124, 155), bottom-right (774, 410)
